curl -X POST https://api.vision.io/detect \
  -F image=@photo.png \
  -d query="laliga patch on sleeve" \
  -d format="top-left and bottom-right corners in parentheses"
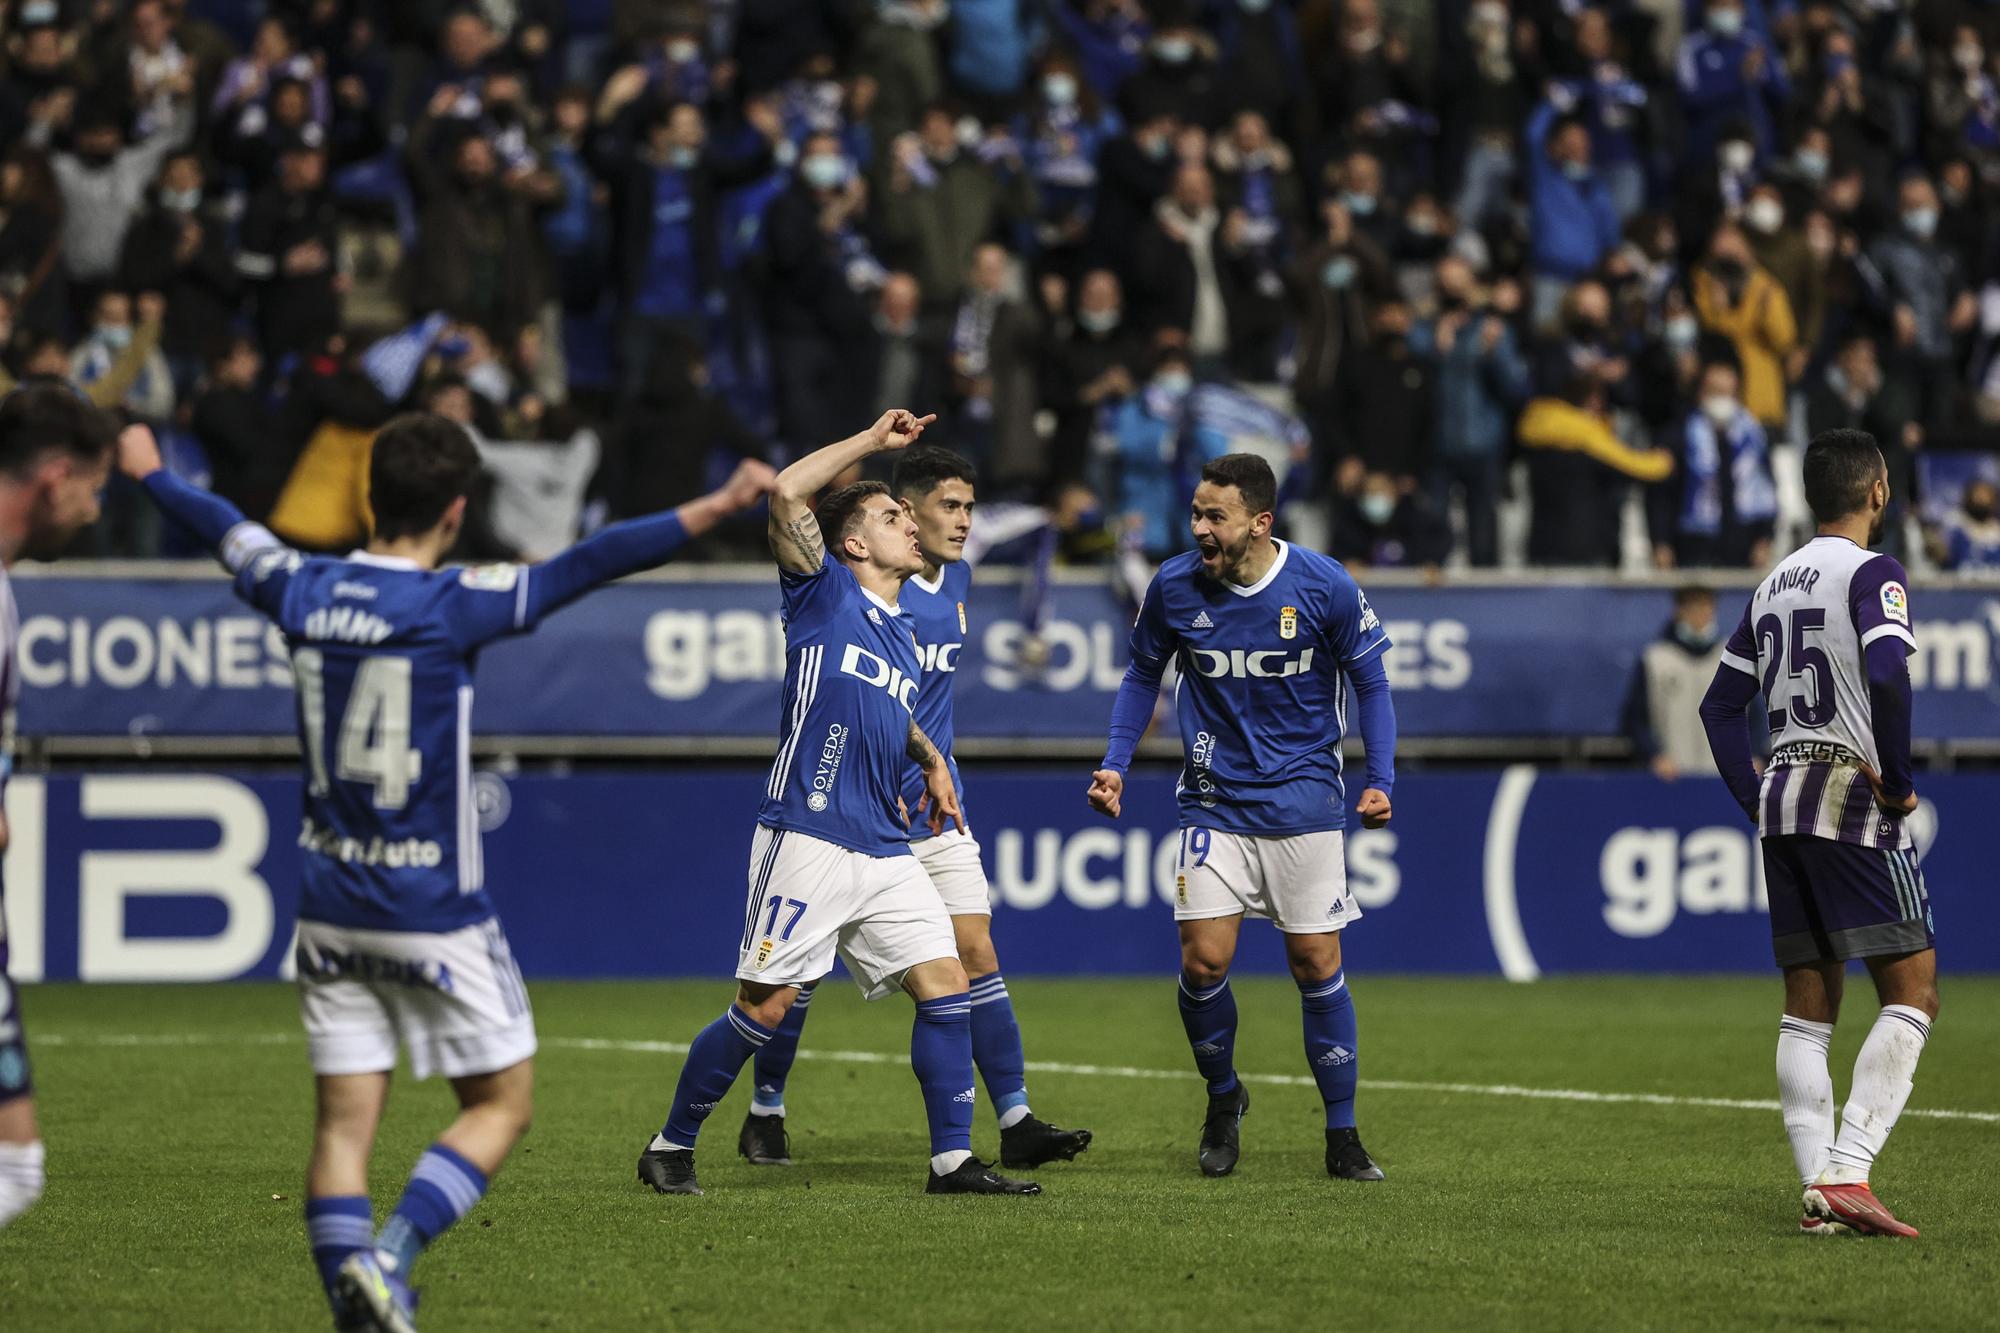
top-left (458, 564), bottom-right (521, 591)
top-left (1880, 581), bottom-right (1909, 625)
top-left (244, 544), bottom-right (301, 584)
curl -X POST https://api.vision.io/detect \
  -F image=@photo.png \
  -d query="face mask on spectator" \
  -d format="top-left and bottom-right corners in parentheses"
top-left (1153, 370), bottom-right (1192, 395)
top-left (1955, 42), bottom-right (1984, 71)
top-left (1673, 619), bottom-right (1719, 651)
top-left (1706, 6), bottom-right (1743, 37)
top-left (1360, 493), bottom-right (1396, 525)
top-left (1079, 307), bottom-right (1120, 334)
top-left (1341, 190), bottom-right (1377, 216)
top-left (1142, 134), bottom-right (1171, 161)
top-left (1407, 212), bottom-right (1440, 237)
top-left (96, 323), bottom-right (132, 350)
top-left (20, 0), bottom-right (57, 22)
top-left (1903, 207), bottom-right (1939, 239)
top-left (669, 146), bottom-right (699, 169)
top-left (1701, 394), bottom-right (1737, 424)
top-left (1240, 0), bottom-right (1271, 12)
top-left (802, 154), bottom-right (848, 190)
top-left (1719, 140), bottom-right (1754, 174)
top-left (1666, 314), bottom-right (1700, 348)
top-left (1561, 159), bottom-right (1591, 181)
top-left (1044, 73), bottom-right (1077, 105)
top-left (666, 38), bottom-right (700, 63)
top-left (1154, 37), bottom-right (1193, 65)
top-left (1470, 0), bottom-right (1508, 27)
top-left (1321, 256), bottom-right (1357, 289)
top-left (1745, 197), bottom-right (1782, 234)
top-left (162, 187), bottom-right (201, 212)
top-left (1793, 148), bottom-right (1828, 182)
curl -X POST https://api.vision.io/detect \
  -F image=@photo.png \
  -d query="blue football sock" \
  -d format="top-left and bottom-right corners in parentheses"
top-left (1300, 971), bottom-right (1359, 1129)
top-left (377, 1144), bottom-right (487, 1276)
top-left (750, 983), bottom-right (815, 1113)
top-left (305, 1195), bottom-right (372, 1312)
top-left (1178, 972), bottom-right (1239, 1095)
top-left (661, 1005), bottom-right (775, 1147)
top-left (910, 994), bottom-right (975, 1158)
top-left (968, 972), bottom-right (1030, 1124)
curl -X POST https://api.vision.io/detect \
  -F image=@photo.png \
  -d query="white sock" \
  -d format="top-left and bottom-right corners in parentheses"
top-left (647, 1133), bottom-right (694, 1153)
top-left (997, 1104), bottom-right (1032, 1130)
top-left (930, 1149), bottom-right (972, 1175)
top-left (0, 1140), bottom-right (46, 1229)
top-left (748, 1102), bottom-right (785, 1118)
top-left (1824, 1005), bottom-right (1932, 1183)
top-left (1776, 1017), bottom-right (1836, 1187)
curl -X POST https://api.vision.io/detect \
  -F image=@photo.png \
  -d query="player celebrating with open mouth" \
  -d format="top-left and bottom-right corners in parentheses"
top-left (1087, 453), bottom-right (1397, 1181)
top-left (638, 412), bottom-right (1042, 1198)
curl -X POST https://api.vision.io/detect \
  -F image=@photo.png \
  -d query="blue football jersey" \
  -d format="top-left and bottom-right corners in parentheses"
top-left (758, 554), bottom-right (921, 856)
top-left (233, 543), bottom-right (547, 933)
top-left (1130, 540), bottom-right (1391, 835)
top-left (898, 559), bottom-right (971, 834)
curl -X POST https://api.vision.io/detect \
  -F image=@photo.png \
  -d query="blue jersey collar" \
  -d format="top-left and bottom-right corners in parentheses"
top-left (1222, 539), bottom-right (1288, 598)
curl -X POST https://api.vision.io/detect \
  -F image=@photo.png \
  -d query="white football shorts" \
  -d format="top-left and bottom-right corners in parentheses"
top-left (296, 917), bottom-right (537, 1080)
top-left (911, 827), bottom-right (993, 917)
top-left (738, 825), bottom-right (958, 1000)
top-left (1171, 828), bottom-right (1359, 934)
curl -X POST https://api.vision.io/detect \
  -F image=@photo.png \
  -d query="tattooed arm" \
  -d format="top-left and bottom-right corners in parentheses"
top-left (907, 717), bottom-right (967, 836)
top-left (767, 409), bottom-right (938, 573)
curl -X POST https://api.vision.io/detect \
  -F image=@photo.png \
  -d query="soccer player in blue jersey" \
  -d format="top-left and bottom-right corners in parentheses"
top-left (1086, 453), bottom-right (1397, 1181)
top-left (736, 446), bottom-right (1093, 1170)
top-left (638, 414), bottom-right (1042, 1197)
top-left (121, 417), bottom-right (776, 1332)
top-left (0, 384), bottom-right (118, 1235)
top-left (1701, 429), bottom-right (1938, 1238)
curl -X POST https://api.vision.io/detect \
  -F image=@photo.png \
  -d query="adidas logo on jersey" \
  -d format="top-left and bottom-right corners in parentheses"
top-left (1191, 610), bottom-right (1214, 629)
top-left (953, 1088), bottom-right (977, 1104)
top-left (1316, 1045), bottom-right (1355, 1068)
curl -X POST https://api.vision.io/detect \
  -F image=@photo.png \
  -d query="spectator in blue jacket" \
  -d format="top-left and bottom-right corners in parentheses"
top-left (1110, 344), bottom-right (1227, 558)
top-left (1676, 0), bottom-right (1789, 165)
top-left (1411, 256), bottom-right (1531, 567)
top-left (947, 0), bottom-right (1043, 118)
top-left (1525, 99), bottom-right (1621, 329)
top-left (1558, 8), bottom-right (1652, 221)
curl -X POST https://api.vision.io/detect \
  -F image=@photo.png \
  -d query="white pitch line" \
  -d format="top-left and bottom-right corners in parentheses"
top-left (34, 1031), bottom-right (2000, 1125)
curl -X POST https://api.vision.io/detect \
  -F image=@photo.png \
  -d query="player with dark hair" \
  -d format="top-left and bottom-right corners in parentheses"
top-left (1087, 452), bottom-right (1398, 1181)
top-left (0, 382), bottom-right (118, 1234)
top-left (1701, 428), bottom-right (1939, 1238)
top-left (736, 445), bottom-right (1093, 1171)
top-left (639, 414), bottom-right (1044, 1198)
top-left (122, 413), bottom-right (776, 1330)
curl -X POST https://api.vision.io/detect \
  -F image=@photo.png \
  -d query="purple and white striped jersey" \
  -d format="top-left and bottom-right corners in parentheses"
top-left (0, 563), bottom-right (18, 976)
top-left (1719, 536), bottom-right (1916, 849)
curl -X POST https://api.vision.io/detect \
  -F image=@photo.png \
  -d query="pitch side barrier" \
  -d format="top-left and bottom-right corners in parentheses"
top-left (12, 563), bottom-right (2000, 761)
top-left (5, 767), bottom-right (1985, 981)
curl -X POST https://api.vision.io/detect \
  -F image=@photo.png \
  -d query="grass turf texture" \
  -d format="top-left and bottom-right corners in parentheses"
top-left (5, 977), bottom-right (1998, 1332)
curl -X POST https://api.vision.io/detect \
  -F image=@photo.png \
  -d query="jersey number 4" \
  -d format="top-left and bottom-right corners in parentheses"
top-left (292, 649), bottom-right (424, 809)
top-left (1756, 609), bottom-right (1836, 733)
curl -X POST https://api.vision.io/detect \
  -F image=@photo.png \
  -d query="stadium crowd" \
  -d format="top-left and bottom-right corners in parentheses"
top-left (7, 0), bottom-right (2000, 571)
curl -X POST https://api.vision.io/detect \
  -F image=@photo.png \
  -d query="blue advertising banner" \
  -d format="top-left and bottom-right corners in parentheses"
top-left (12, 571), bottom-right (2000, 741)
top-left (6, 767), bottom-right (1986, 983)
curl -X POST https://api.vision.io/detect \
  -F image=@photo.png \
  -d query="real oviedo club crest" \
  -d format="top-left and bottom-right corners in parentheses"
top-left (1279, 606), bottom-right (1298, 640)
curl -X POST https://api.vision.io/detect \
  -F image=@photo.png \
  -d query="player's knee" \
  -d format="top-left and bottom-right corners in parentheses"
top-left (1179, 952), bottom-right (1229, 990)
top-left (957, 934), bottom-right (1000, 979)
top-left (734, 985), bottom-right (795, 1030)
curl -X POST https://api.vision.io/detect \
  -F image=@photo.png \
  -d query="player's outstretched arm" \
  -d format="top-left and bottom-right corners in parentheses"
top-left (1346, 652), bottom-right (1396, 829)
top-left (908, 718), bottom-right (966, 836)
top-left (514, 459), bottom-right (779, 626)
top-left (1091, 574), bottom-right (1174, 819)
top-left (1698, 663), bottom-right (1764, 822)
top-left (768, 409), bottom-right (935, 573)
top-left (118, 424), bottom-right (267, 563)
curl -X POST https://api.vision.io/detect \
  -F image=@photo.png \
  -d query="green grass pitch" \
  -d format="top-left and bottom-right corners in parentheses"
top-left (5, 976), bottom-right (1997, 1331)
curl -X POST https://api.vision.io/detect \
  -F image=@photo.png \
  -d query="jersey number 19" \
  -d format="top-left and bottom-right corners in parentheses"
top-left (292, 649), bottom-right (424, 809)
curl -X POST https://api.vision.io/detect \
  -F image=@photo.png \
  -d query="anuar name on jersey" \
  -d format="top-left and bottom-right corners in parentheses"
top-left (1131, 540), bottom-right (1390, 836)
top-left (760, 553), bottom-right (925, 857)
top-left (898, 559), bottom-right (972, 837)
top-left (1720, 536), bottom-right (1916, 850)
top-left (232, 536), bottom-right (555, 934)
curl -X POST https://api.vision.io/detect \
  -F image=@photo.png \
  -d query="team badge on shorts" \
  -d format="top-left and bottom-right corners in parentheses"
top-left (957, 601), bottom-right (967, 634)
top-left (755, 938), bottom-right (775, 969)
top-left (1279, 605), bottom-right (1298, 640)
top-left (1176, 874), bottom-right (1188, 906)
